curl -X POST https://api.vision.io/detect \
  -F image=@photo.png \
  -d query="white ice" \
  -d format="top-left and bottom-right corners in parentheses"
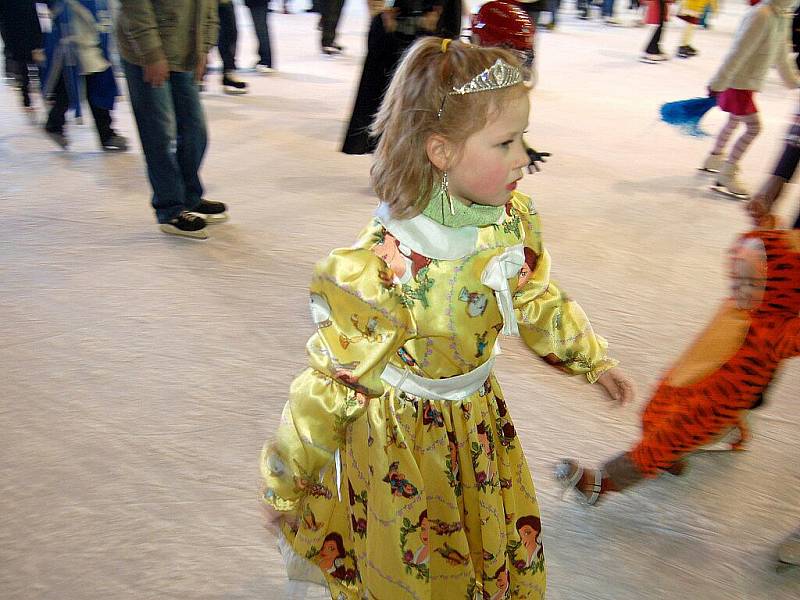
top-left (1, 1), bottom-right (798, 599)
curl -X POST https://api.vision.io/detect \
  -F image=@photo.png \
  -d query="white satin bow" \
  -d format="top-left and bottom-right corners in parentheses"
top-left (481, 244), bottom-right (525, 336)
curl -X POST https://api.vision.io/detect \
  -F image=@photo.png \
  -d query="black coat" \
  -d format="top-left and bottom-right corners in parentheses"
top-left (0, 0), bottom-right (43, 61)
top-left (341, 0), bottom-right (462, 154)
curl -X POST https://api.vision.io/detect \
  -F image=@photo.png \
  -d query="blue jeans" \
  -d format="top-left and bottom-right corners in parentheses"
top-left (602, 0), bottom-right (616, 17)
top-left (122, 60), bottom-right (207, 223)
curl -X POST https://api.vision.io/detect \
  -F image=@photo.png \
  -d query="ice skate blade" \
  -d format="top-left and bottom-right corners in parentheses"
top-left (697, 167), bottom-right (719, 174)
top-left (710, 185), bottom-right (748, 200)
top-left (191, 211), bottom-right (229, 224)
top-left (776, 560), bottom-right (797, 573)
top-left (159, 224), bottom-right (209, 239)
top-left (223, 87), bottom-right (248, 96)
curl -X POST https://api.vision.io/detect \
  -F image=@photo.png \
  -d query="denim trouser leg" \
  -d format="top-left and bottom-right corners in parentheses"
top-left (172, 72), bottom-right (207, 211)
top-left (550, 0), bottom-right (561, 23)
top-left (602, 0), bottom-right (615, 17)
top-left (123, 60), bottom-right (205, 223)
top-left (248, 4), bottom-right (273, 66)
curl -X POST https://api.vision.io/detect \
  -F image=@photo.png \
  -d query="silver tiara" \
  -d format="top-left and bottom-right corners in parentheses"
top-left (449, 59), bottom-right (523, 96)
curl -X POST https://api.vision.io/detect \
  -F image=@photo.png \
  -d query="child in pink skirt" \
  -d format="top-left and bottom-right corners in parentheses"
top-left (700, 0), bottom-right (799, 199)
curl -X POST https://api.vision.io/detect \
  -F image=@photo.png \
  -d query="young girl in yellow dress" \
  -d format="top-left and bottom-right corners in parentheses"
top-left (260, 37), bottom-right (635, 600)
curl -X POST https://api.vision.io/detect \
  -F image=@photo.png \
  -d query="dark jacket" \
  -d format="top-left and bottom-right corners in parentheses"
top-left (0, 0), bottom-right (43, 61)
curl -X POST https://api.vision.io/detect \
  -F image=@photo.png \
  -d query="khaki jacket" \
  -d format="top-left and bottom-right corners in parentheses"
top-left (116, 0), bottom-right (219, 71)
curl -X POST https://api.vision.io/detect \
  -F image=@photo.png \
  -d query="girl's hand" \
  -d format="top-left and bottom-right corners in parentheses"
top-left (597, 368), bottom-right (636, 406)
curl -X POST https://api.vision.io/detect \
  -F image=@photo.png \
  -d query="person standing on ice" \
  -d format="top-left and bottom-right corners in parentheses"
top-left (261, 37), bottom-right (634, 599)
top-left (700, 0), bottom-right (800, 200)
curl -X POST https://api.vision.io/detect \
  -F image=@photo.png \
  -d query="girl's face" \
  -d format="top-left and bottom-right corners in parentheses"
top-left (447, 93), bottom-right (531, 208)
top-left (496, 569), bottom-right (509, 591)
top-left (320, 540), bottom-right (339, 561)
top-left (519, 524), bottom-right (540, 551)
top-left (420, 517), bottom-right (430, 543)
top-left (478, 431), bottom-right (490, 454)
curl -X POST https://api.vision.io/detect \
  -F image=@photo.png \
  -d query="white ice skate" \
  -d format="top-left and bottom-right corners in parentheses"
top-left (711, 162), bottom-right (749, 200)
top-left (695, 424), bottom-right (747, 452)
top-left (698, 152), bottom-right (725, 174)
top-left (776, 527), bottom-right (800, 572)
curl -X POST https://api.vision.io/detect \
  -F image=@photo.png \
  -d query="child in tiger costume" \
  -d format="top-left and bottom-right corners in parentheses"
top-left (555, 227), bottom-right (800, 504)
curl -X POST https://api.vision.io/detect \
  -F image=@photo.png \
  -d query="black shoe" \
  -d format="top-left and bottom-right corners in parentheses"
top-left (677, 45), bottom-right (690, 58)
top-left (44, 128), bottom-right (69, 149)
top-left (190, 199), bottom-right (229, 223)
top-left (101, 132), bottom-right (129, 152)
top-left (222, 72), bottom-right (248, 95)
top-left (159, 211), bottom-right (208, 239)
top-left (685, 45), bottom-right (698, 56)
top-left (322, 46), bottom-right (342, 56)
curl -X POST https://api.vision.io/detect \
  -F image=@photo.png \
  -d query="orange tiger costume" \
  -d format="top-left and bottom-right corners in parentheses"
top-left (558, 229), bottom-right (800, 501)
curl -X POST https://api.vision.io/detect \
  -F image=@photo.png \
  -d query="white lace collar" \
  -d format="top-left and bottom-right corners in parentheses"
top-left (374, 203), bottom-right (478, 260)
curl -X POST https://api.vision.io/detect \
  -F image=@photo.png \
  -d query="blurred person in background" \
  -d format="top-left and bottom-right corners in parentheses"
top-left (117, 0), bottom-right (227, 239)
top-left (245, 0), bottom-right (276, 72)
top-left (320, 0), bottom-right (347, 55)
top-left (216, 0), bottom-right (249, 93)
top-left (701, 0), bottom-right (800, 199)
top-left (0, 0), bottom-right (44, 114)
top-left (675, 0), bottom-right (716, 58)
top-left (748, 99), bottom-right (800, 229)
top-left (41, 0), bottom-right (128, 151)
top-left (341, 0), bottom-right (461, 154)
top-left (640, 0), bottom-right (672, 63)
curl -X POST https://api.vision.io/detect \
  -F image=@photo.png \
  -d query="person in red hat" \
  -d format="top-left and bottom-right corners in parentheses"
top-left (471, 1), bottom-right (550, 173)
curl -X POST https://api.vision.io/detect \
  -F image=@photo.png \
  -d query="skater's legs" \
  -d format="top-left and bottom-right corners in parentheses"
top-left (679, 22), bottom-right (696, 47)
top-left (629, 403), bottom-right (747, 476)
top-left (85, 73), bottom-right (114, 142)
top-left (728, 113), bottom-right (761, 165)
top-left (711, 114), bottom-right (739, 155)
top-left (14, 61), bottom-right (31, 107)
top-left (45, 73), bottom-right (69, 133)
top-left (644, 0), bottom-right (666, 54)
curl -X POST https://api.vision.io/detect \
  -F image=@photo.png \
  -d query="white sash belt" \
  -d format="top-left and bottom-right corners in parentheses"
top-left (380, 356), bottom-right (495, 402)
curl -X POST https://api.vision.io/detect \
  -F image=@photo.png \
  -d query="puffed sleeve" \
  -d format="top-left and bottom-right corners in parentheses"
top-left (511, 195), bottom-right (618, 383)
top-left (261, 248), bottom-right (414, 511)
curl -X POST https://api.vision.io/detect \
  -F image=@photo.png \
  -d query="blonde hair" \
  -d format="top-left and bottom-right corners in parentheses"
top-left (370, 38), bottom-right (527, 219)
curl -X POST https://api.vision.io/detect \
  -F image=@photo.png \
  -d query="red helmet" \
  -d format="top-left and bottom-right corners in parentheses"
top-left (471, 1), bottom-right (534, 52)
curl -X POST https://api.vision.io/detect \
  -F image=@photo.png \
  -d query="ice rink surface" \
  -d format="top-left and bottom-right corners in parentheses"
top-left (1, 1), bottom-right (799, 598)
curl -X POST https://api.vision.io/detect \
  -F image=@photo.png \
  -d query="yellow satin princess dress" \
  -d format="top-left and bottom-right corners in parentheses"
top-left (261, 191), bottom-right (618, 600)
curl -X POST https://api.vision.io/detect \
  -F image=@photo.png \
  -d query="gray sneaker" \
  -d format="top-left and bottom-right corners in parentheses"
top-left (44, 128), bottom-right (69, 149)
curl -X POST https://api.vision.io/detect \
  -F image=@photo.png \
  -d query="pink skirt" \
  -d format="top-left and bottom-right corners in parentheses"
top-left (717, 89), bottom-right (757, 116)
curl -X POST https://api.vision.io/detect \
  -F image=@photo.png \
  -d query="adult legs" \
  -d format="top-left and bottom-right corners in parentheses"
top-left (247, 3), bottom-right (273, 67)
top-left (644, 0), bottom-right (666, 54)
top-left (122, 59), bottom-right (190, 223)
top-left (217, 1), bottom-right (239, 72)
top-left (170, 70), bottom-right (208, 211)
top-left (321, 0), bottom-right (345, 49)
